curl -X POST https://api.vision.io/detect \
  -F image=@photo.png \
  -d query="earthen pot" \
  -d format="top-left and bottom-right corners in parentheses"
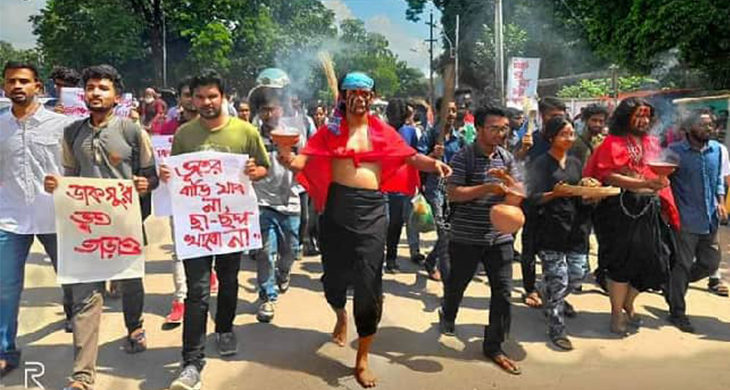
top-left (647, 161), bottom-right (678, 177)
top-left (270, 130), bottom-right (300, 156)
top-left (490, 204), bottom-right (525, 234)
top-left (491, 186), bottom-right (526, 234)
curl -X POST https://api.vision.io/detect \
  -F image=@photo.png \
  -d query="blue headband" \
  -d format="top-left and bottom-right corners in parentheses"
top-left (341, 72), bottom-right (374, 91)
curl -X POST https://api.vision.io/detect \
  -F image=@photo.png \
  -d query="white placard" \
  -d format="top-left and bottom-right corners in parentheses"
top-left (60, 87), bottom-right (89, 117)
top-left (166, 151), bottom-right (262, 260)
top-left (506, 57), bottom-right (541, 110)
top-left (151, 135), bottom-right (174, 216)
top-left (54, 177), bottom-right (145, 284)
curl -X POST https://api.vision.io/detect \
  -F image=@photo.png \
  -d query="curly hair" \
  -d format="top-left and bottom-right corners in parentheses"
top-left (608, 97), bottom-right (655, 136)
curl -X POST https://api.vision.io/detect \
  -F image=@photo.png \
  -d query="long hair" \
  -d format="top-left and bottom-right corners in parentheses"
top-left (609, 97), bottom-right (655, 136)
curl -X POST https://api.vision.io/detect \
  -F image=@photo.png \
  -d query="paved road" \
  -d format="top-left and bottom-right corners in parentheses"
top-left (2, 217), bottom-right (730, 390)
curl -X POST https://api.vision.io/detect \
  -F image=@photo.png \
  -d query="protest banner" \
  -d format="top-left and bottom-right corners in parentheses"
top-left (166, 151), bottom-right (262, 259)
top-left (506, 57), bottom-right (541, 110)
top-left (114, 92), bottom-right (135, 118)
top-left (54, 177), bottom-right (145, 284)
top-left (60, 87), bottom-right (89, 117)
top-left (151, 135), bottom-right (174, 216)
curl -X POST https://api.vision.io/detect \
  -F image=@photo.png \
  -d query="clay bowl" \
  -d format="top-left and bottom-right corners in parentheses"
top-left (647, 161), bottom-right (678, 177)
top-left (270, 130), bottom-right (300, 148)
top-left (490, 204), bottom-right (525, 234)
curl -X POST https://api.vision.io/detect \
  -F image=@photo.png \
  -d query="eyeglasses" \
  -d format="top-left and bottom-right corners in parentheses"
top-left (484, 125), bottom-right (510, 133)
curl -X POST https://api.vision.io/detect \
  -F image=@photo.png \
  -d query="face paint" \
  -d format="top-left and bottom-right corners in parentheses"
top-left (630, 106), bottom-right (652, 134)
top-left (345, 89), bottom-right (371, 116)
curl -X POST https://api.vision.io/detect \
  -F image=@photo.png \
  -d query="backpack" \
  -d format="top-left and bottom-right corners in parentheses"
top-left (64, 117), bottom-right (142, 176)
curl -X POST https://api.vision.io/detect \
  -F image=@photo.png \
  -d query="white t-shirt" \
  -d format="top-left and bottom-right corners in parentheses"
top-left (720, 143), bottom-right (730, 180)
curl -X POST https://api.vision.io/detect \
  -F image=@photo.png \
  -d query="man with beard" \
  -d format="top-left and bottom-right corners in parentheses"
top-left (570, 104), bottom-right (608, 168)
top-left (0, 61), bottom-right (74, 377)
top-left (44, 64), bottom-right (157, 390)
top-left (281, 72), bottom-right (451, 388)
top-left (247, 68), bottom-right (307, 323)
top-left (584, 97), bottom-right (679, 336)
top-left (666, 109), bottom-right (726, 333)
top-left (140, 87), bottom-right (167, 133)
top-left (160, 69), bottom-right (269, 390)
top-left (418, 98), bottom-right (463, 281)
top-left (160, 77), bottom-right (197, 136)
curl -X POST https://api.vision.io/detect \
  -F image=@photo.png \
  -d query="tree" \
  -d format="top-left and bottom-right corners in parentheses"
top-left (556, 76), bottom-right (659, 98)
top-left (30, 0), bottom-right (426, 99)
top-left (404, 0), bottom-right (605, 98)
top-left (0, 41), bottom-right (42, 73)
top-left (549, 0), bottom-right (730, 88)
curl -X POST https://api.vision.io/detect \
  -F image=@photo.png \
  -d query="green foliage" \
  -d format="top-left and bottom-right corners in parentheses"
top-left (556, 76), bottom-right (659, 98)
top-left (0, 41), bottom-right (42, 75)
top-left (550, 0), bottom-right (730, 88)
top-left (30, 0), bottom-right (425, 100)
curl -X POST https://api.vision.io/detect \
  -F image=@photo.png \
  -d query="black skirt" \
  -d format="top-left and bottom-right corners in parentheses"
top-left (593, 191), bottom-right (673, 291)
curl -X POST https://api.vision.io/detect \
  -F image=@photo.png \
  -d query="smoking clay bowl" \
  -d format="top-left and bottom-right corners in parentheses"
top-left (647, 161), bottom-right (678, 177)
top-left (270, 130), bottom-right (300, 156)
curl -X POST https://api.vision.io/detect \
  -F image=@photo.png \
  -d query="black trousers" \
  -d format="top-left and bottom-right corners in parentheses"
top-left (182, 251), bottom-right (242, 370)
top-left (443, 241), bottom-right (513, 354)
top-left (668, 229), bottom-right (721, 317)
top-left (520, 213), bottom-right (538, 294)
top-left (320, 183), bottom-right (386, 338)
top-left (300, 192), bottom-right (320, 250)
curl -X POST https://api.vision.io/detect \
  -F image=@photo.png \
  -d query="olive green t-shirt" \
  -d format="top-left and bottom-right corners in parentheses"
top-left (170, 116), bottom-right (270, 168)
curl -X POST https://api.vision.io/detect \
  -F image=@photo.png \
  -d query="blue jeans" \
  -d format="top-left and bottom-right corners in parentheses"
top-left (255, 208), bottom-right (300, 302)
top-left (538, 250), bottom-right (587, 338)
top-left (0, 230), bottom-right (58, 367)
top-left (385, 193), bottom-right (421, 262)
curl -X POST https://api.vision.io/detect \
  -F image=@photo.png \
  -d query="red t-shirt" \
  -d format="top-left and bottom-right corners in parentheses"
top-left (584, 134), bottom-right (680, 229)
top-left (297, 115), bottom-right (419, 212)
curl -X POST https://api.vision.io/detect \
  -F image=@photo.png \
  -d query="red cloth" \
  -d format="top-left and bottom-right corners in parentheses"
top-left (584, 134), bottom-right (680, 229)
top-left (159, 117), bottom-right (181, 136)
top-left (297, 115), bottom-right (419, 212)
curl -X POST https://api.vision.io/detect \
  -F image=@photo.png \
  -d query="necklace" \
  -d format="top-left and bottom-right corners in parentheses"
top-left (626, 136), bottom-right (643, 165)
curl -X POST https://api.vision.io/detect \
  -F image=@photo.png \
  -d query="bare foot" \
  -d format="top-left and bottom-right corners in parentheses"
top-left (332, 309), bottom-right (347, 347)
top-left (355, 365), bottom-right (377, 388)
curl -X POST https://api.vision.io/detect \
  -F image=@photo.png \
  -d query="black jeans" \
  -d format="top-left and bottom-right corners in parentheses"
top-left (668, 229), bottom-right (721, 317)
top-left (182, 252), bottom-right (242, 370)
top-left (520, 214), bottom-right (538, 294)
top-left (443, 241), bottom-right (513, 354)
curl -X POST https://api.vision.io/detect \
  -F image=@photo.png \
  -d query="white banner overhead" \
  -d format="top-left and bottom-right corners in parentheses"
top-left (506, 57), bottom-right (541, 111)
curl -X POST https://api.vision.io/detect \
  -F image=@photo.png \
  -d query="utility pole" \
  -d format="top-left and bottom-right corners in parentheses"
top-left (426, 11), bottom-right (437, 106)
top-left (455, 14), bottom-right (460, 90)
top-left (162, 9), bottom-right (167, 88)
top-left (495, 0), bottom-right (505, 105)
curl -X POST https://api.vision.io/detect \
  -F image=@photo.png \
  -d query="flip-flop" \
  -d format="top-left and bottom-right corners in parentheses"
top-left (489, 353), bottom-right (522, 375)
top-left (0, 359), bottom-right (18, 378)
top-left (708, 282), bottom-right (729, 297)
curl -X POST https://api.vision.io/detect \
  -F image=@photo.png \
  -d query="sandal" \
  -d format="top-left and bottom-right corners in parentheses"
top-left (487, 352), bottom-right (522, 375)
top-left (523, 291), bottom-right (542, 308)
top-left (0, 359), bottom-right (18, 378)
top-left (550, 336), bottom-right (574, 351)
top-left (125, 329), bottom-right (147, 354)
top-left (708, 281), bottom-right (729, 297)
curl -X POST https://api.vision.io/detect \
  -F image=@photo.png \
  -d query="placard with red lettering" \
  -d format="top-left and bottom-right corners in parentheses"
top-left (53, 177), bottom-right (145, 284)
top-left (506, 57), bottom-right (541, 110)
top-left (60, 87), bottom-right (90, 117)
top-left (151, 135), bottom-right (174, 216)
top-left (166, 151), bottom-right (262, 260)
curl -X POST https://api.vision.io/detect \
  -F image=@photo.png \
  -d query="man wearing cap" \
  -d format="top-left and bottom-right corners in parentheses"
top-left (248, 68), bottom-right (308, 323)
top-left (281, 72), bottom-right (451, 388)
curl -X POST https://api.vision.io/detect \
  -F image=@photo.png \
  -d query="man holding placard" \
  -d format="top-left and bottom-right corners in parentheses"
top-left (0, 61), bottom-right (74, 378)
top-left (159, 69), bottom-right (269, 390)
top-left (44, 64), bottom-right (157, 390)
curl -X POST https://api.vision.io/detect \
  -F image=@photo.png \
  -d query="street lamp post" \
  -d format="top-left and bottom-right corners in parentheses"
top-left (455, 14), bottom-right (460, 90)
top-left (495, 0), bottom-right (505, 105)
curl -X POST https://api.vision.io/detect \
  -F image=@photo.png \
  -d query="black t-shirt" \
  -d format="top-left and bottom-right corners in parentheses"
top-left (526, 153), bottom-right (592, 253)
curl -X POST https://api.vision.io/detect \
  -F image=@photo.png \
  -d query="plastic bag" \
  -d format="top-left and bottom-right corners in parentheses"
top-left (409, 194), bottom-right (435, 233)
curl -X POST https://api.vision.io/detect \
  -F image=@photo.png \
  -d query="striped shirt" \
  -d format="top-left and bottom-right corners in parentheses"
top-left (447, 143), bottom-right (522, 246)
